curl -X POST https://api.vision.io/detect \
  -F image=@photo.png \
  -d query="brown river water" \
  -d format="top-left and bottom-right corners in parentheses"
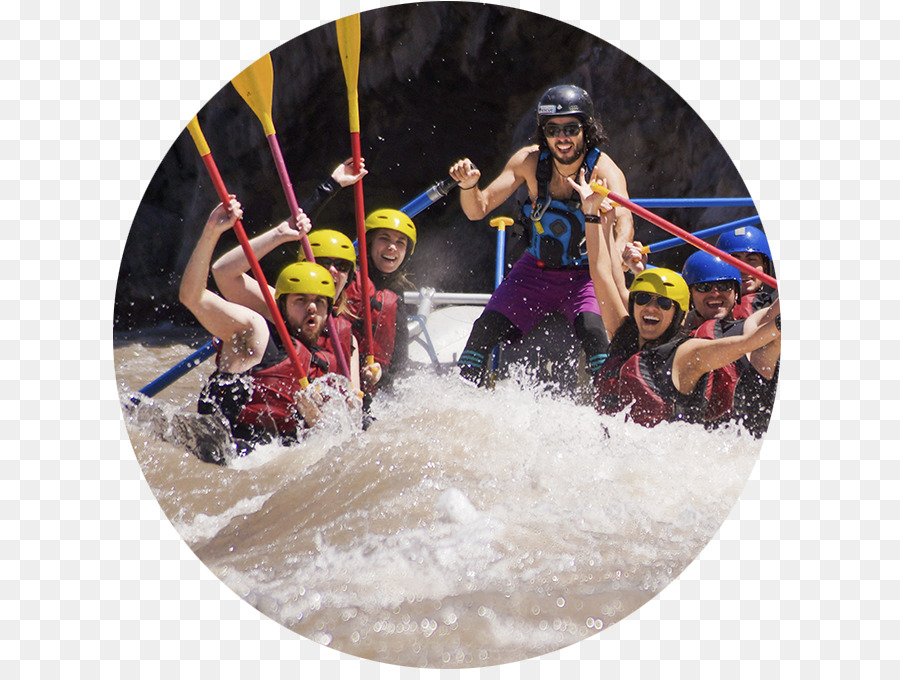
top-left (114, 336), bottom-right (762, 668)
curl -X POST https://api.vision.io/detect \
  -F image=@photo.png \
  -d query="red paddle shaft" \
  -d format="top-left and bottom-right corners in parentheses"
top-left (265, 135), bottom-right (352, 379)
top-left (593, 183), bottom-right (778, 290)
top-left (198, 152), bottom-right (310, 386)
top-left (349, 132), bottom-right (375, 360)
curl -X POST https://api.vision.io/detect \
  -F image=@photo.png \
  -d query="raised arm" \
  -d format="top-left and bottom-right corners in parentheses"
top-left (210, 213), bottom-right (310, 319)
top-left (591, 153), bottom-right (633, 298)
top-left (448, 148), bottom-right (532, 221)
top-left (591, 153), bottom-right (632, 248)
top-left (179, 200), bottom-right (269, 373)
top-left (672, 308), bottom-right (782, 394)
top-left (742, 298), bottom-right (781, 379)
top-left (300, 157), bottom-right (367, 221)
top-left (213, 160), bottom-right (365, 314)
top-left (570, 171), bottom-right (629, 336)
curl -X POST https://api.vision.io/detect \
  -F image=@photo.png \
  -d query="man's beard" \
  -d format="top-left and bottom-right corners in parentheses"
top-left (548, 137), bottom-right (585, 166)
top-left (290, 315), bottom-right (325, 348)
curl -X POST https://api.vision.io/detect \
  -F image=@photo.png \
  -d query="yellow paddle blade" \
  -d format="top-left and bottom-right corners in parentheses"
top-left (186, 116), bottom-right (210, 156)
top-left (335, 13), bottom-right (362, 133)
top-left (231, 52), bottom-right (276, 136)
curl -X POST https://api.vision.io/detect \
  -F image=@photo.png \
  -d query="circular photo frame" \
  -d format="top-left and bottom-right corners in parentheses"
top-left (115, 2), bottom-right (779, 668)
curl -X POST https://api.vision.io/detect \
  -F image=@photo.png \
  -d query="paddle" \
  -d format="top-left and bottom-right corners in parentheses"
top-left (335, 13), bottom-right (376, 369)
top-left (640, 215), bottom-right (762, 254)
top-left (487, 217), bottom-right (514, 372)
top-left (230, 53), bottom-right (351, 381)
top-left (186, 115), bottom-right (311, 388)
top-left (591, 182), bottom-right (778, 290)
top-left (138, 339), bottom-right (218, 397)
top-left (489, 217), bottom-right (513, 290)
top-left (400, 176), bottom-right (460, 218)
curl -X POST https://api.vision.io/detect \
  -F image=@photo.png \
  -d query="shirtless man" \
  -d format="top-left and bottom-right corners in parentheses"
top-left (449, 84), bottom-right (632, 386)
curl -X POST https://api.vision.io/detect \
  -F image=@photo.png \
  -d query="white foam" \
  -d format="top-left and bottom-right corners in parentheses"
top-left (174, 492), bottom-right (276, 545)
top-left (436, 488), bottom-right (479, 524)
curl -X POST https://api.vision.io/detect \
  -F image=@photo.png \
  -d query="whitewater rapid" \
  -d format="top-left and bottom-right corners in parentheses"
top-left (117, 340), bottom-right (761, 667)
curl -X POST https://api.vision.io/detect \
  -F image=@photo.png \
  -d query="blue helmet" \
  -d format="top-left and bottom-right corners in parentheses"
top-left (682, 250), bottom-right (742, 302)
top-left (715, 226), bottom-right (773, 275)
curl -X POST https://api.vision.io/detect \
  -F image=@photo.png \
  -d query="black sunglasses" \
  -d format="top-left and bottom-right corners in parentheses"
top-left (317, 257), bottom-right (354, 274)
top-left (692, 281), bottom-right (737, 294)
top-left (632, 291), bottom-right (675, 311)
top-left (543, 122), bottom-right (583, 138)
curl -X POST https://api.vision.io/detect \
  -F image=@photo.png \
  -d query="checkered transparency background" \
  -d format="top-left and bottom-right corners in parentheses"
top-left (4, 0), bottom-right (896, 677)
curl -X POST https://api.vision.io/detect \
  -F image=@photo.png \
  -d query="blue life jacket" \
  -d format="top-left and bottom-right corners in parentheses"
top-left (522, 147), bottom-right (601, 269)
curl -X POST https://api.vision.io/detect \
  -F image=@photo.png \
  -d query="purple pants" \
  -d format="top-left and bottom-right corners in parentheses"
top-left (485, 253), bottom-right (602, 333)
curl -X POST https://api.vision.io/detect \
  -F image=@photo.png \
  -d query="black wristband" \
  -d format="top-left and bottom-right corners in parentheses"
top-left (460, 184), bottom-right (477, 191)
top-left (584, 214), bottom-right (602, 223)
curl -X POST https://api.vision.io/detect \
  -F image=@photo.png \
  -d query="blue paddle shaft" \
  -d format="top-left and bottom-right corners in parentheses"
top-left (646, 215), bottom-right (762, 254)
top-left (139, 340), bottom-right (217, 397)
top-left (400, 176), bottom-right (459, 217)
top-left (494, 228), bottom-right (506, 290)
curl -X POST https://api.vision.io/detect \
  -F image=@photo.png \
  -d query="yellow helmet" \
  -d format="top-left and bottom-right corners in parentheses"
top-left (364, 209), bottom-right (417, 256)
top-left (274, 261), bottom-right (335, 301)
top-left (629, 267), bottom-right (690, 313)
top-left (301, 229), bottom-right (356, 266)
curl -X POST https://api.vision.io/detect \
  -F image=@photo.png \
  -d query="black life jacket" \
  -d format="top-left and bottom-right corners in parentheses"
top-left (594, 337), bottom-right (712, 427)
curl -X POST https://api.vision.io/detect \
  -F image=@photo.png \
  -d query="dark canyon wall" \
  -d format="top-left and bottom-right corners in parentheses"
top-left (116, 2), bottom-right (756, 331)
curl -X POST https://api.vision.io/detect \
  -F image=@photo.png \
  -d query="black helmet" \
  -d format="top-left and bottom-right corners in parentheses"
top-left (536, 85), bottom-right (595, 125)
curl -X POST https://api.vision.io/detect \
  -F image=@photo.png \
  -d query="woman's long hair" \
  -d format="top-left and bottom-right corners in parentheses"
top-left (332, 283), bottom-right (351, 318)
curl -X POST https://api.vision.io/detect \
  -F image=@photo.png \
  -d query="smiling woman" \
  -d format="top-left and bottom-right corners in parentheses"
top-left (369, 227), bottom-right (409, 275)
top-left (342, 208), bottom-right (419, 395)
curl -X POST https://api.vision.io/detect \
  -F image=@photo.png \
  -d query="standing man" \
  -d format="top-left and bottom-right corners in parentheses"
top-left (448, 84), bottom-right (633, 387)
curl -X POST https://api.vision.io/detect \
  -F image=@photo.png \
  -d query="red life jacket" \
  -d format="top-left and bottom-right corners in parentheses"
top-left (317, 314), bottom-right (354, 366)
top-left (732, 294), bottom-right (755, 320)
top-left (691, 318), bottom-right (744, 422)
top-left (344, 274), bottom-right (399, 368)
top-left (733, 286), bottom-right (777, 320)
top-left (594, 338), bottom-right (712, 427)
top-left (234, 332), bottom-right (338, 438)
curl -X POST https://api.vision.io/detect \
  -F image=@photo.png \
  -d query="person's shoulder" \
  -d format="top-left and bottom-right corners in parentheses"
top-left (504, 145), bottom-right (540, 182)
top-left (594, 151), bottom-right (623, 172)
top-left (510, 144), bottom-right (540, 165)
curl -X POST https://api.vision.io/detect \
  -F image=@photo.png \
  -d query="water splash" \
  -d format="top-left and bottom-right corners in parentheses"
top-left (119, 349), bottom-right (762, 667)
